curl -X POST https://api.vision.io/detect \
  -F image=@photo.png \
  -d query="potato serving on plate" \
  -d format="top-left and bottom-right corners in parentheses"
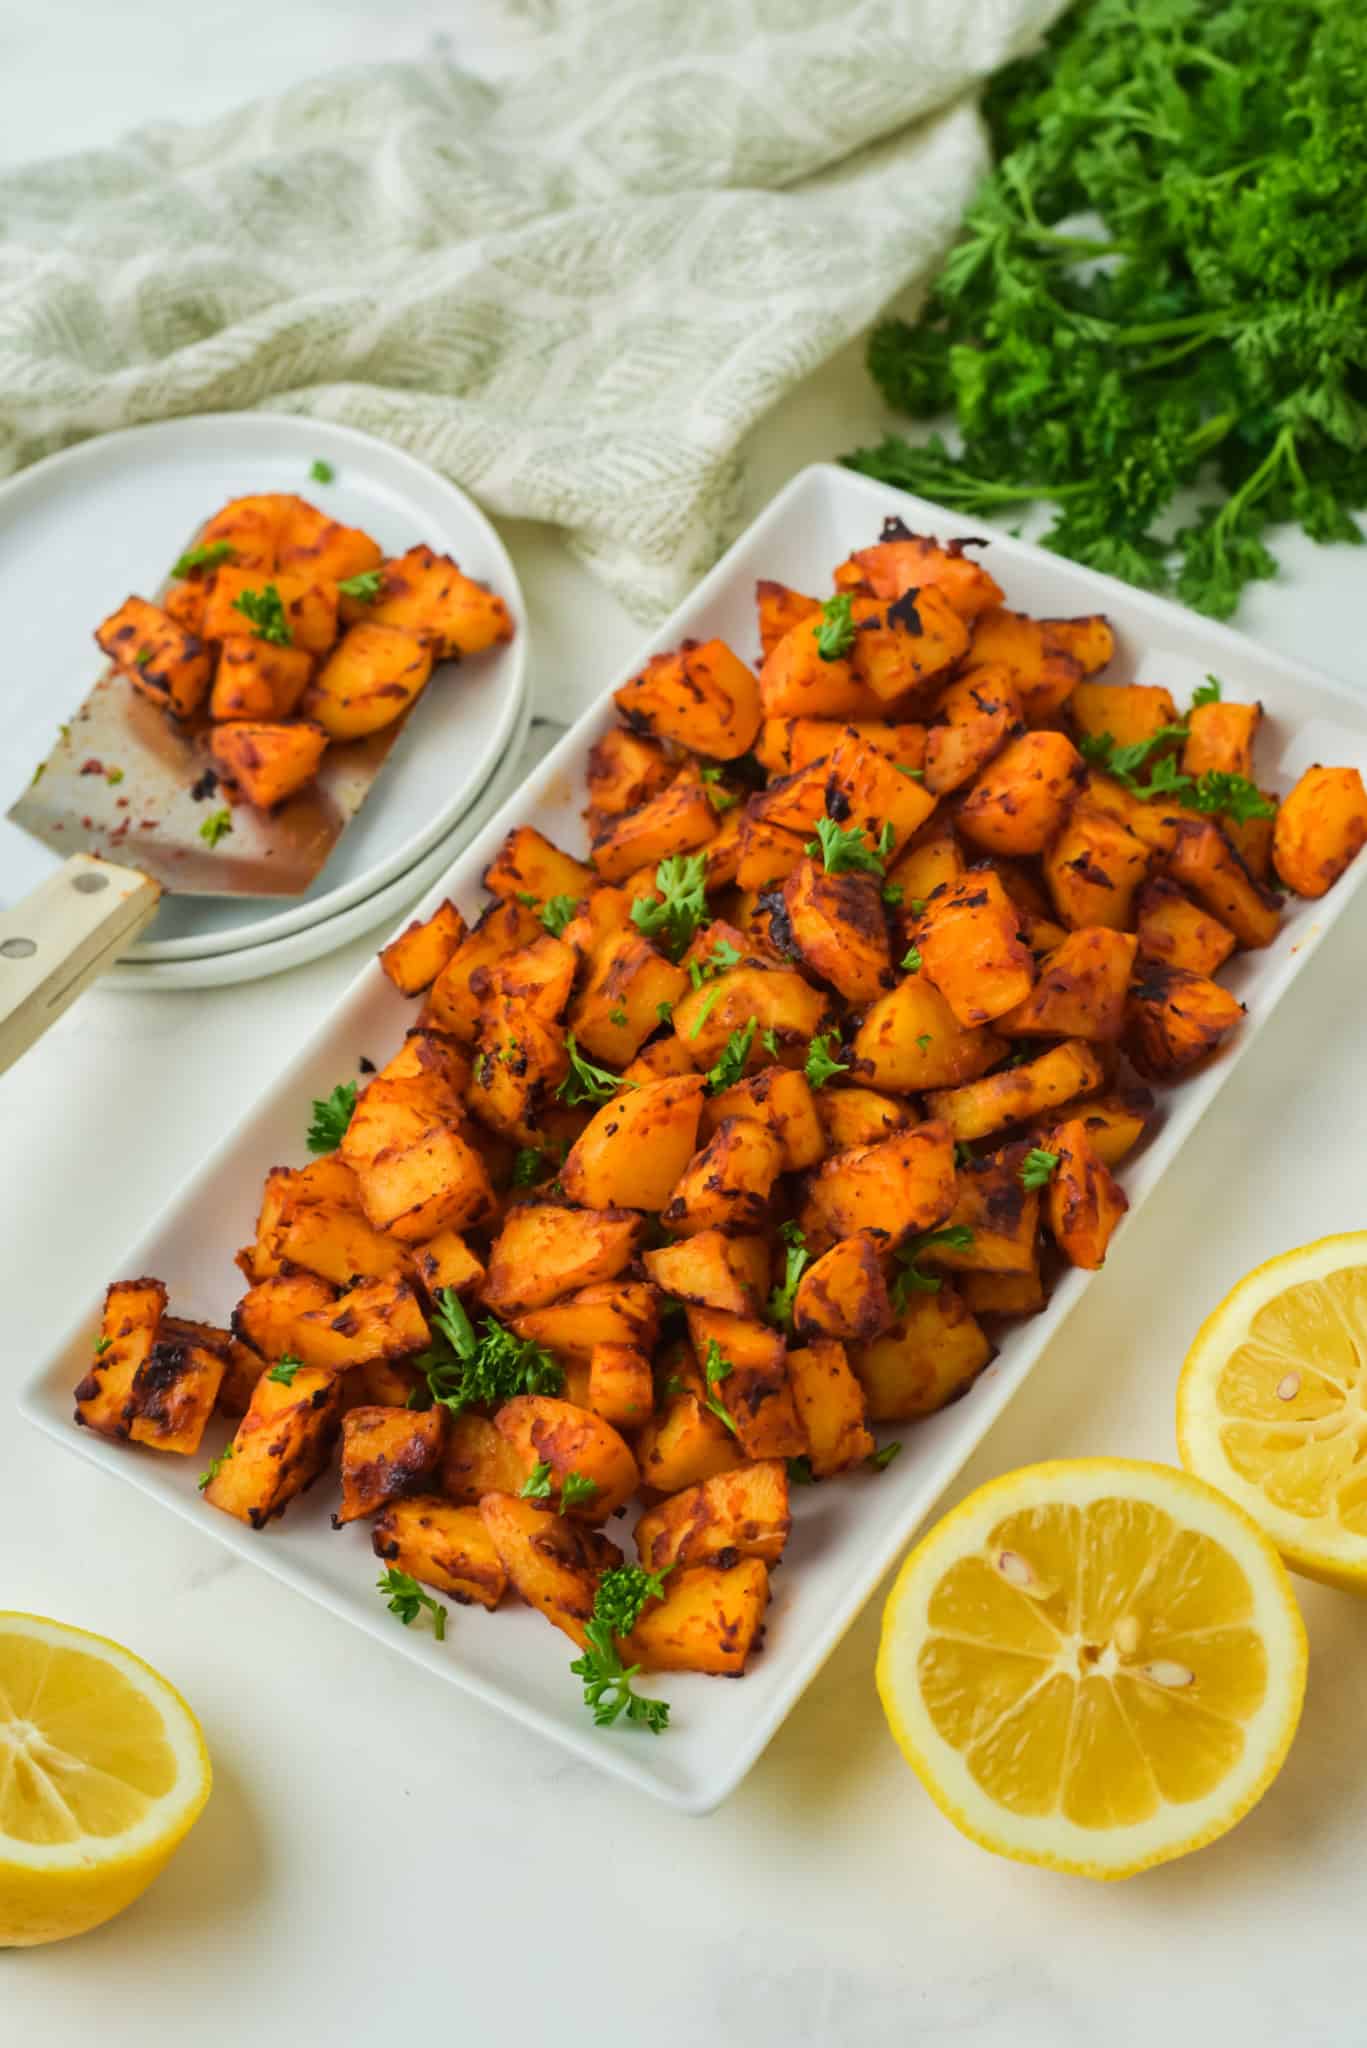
top-left (94, 491), bottom-right (514, 809)
top-left (75, 519), bottom-right (1367, 1733)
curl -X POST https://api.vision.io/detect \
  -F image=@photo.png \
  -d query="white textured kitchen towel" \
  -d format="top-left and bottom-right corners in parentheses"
top-left (0, 0), bottom-right (1066, 618)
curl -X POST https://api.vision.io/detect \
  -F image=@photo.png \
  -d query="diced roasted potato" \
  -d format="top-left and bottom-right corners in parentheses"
top-left (959, 1267), bottom-right (1046, 1318)
top-left (682, 1308), bottom-right (808, 1461)
top-left (643, 1230), bottom-right (769, 1317)
top-left (210, 636), bottom-right (313, 721)
top-left (792, 1232), bottom-right (893, 1343)
top-left (635, 1391), bottom-right (747, 1493)
top-left (304, 624), bottom-right (433, 739)
top-left (203, 1365), bottom-right (344, 1529)
top-left (1043, 806), bottom-right (1150, 931)
top-left (926, 1038), bottom-right (1106, 1143)
top-left (217, 1337), bottom-right (268, 1419)
top-left (379, 901), bottom-right (468, 996)
top-left (1134, 879), bottom-right (1236, 977)
top-left (884, 812), bottom-right (963, 905)
top-left (359, 544), bottom-right (514, 657)
top-left (372, 1497), bottom-right (507, 1610)
top-left (230, 1271), bottom-right (338, 1364)
top-left (923, 665), bottom-right (1022, 796)
top-left (1040, 615), bottom-right (1114, 677)
top-left (483, 825), bottom-right (594, 910)
top-left (998, 928), bottom-right (1137, 1041)
top-left (634, 1461), bottom-right (790, 1572)
top-left (734, 812), bottom-right (809, 891)
top-left (482, 1203), bottom-right (644, 1316)
top-left (787, 1339), bottom-right (876, 1476)
top-left (276, 499), bottom-right (383, 584)
top-left (439, 1413), bottom-right (528, 1505)
top-left (590, 774), bottom-right (717, 882)
top-left (341, 1070), bottom-right (463, 1169)
top-left (510, 1280), bottom-right (660, 1366)
top-left (1074, 1084), bottom-right (1154, 1167)
top-left (1273, 765), bottom-right (1367, 899)
top-left (965, 608), bottom-right (1083, 724)
top-left (494, 1395), bottom-right (639, 1519)
top-left (1181, 700), bottom-right (1261, 781)
top-left (759, 612), bottom-right (884, 720)
top-left (615, 638), bottom-right (762, 761)
top-left (619, 1558), bottom-right (770, 1677)
top-left (475, 932), bottom-right (576, 1026)
top-left (202, 568), bottom-right (338, 654)
top-left (956, 731), bottom-right (1085, 858)
top-left (126, 1332), bottom-right (227, 1456)
top-left (913, 871), bottom-right (1035, 1026)
top-left (663, 1119), bottom-right (786, 1237)
top-left (209, 720), bottom-right (328, 809)
top-left (1166, 818), bottom-right (1280, 948)
top-left (1080, 768), bottom-right (1186, 858)
top-left (814, 1085), bottom-right (912, 1152)
top-left (848, 586), bottom-right (970, 704)
top-left (586, 727), bottom-right (674, 818)
top-left (835, 531), bottom-right (1004, 621)
top-left (922, 1147), bottom-right (1040, 1275)
top-left (1221, 799), bottom-right (1277, 886)
top-left (779, 860), bottom-right (892, 1005)
top-left (673, 963), bottom-right (830, 1069)
top-left (354, 1119), bottom-right (495, 1242)
top-left (1042, 1117), bottom-right (1129, 1269)
top-left (701, 1064), bottom-right (826, 1171)
top-left (333, 1404), bottom-right (446, 1525)
top-left (559, 1074), bottom-right (705, 1211)
top-left (568, 929), bottom-right (688, 1065)
top-left (192, 492), bottom-right (289, 572)
top-left (267, 1188), bottom-right (410, 1288)
top-left (852, 1288), bottom-right (992, 1420)
top-left (818, 728), bottom-right (939, 857)
top-left (74, 1277), bottom-right (168, 1439)
top-left (799, 1119), bottom-right (957, 1254)
top-left (422, 897), bottom-right (544, 1041)
top-left (1125, 960), bottom-right (1244, 1079)
top-left (96, 596), bottom-right (212, 719)
top-left (586, 1342), bottom-right (654, 1430)
top-left (851, 974), bottom-right (1004, 1093)
top-left (479, 1492), bottom-right (622, 1649)
top-left (757, 579), bottom-right (823, 658)
top-left (286, 1277), bottom-right (431, 1373)
top-left (1069, 681), bottom-right (1180, 750)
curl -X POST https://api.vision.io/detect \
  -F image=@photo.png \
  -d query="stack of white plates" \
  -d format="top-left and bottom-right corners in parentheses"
top-left (0, 416), bottom-right (531, 987)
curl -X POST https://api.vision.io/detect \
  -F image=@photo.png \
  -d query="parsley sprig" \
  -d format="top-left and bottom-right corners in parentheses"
top-left (557, 1032), bottom-right (636, 1107)
top-left (768, 1221), bottom-right (811, 1329)
top-left (814, 593), bottom-right (857, 661)
top-left (172, 539), bottom-right (236, 579)
top-left (706, 1018), bottom-right (757, 1093)
top-left (267, 1354), bottom-right (304, 1386)
top-left (231, 583), bottom-right (293, 646)
top-left (376, 1568), bottom-right (447, 1640)
top-left (197, 1441), bottom-right (234, 1491)
top-left (1020, 1147), bottom-right (1060, 1191)
top-left (306, 1080), bottom-right (358, 1155)
top-left (1081, 729), bottom-right (1274, 822)
top-left (629, 853), bottom-right (709, 961)
top-left (806, 816), bottom-right (894, 876)
top-left (199, 807), bottom-right (233, 849)
top-left (804, 1033), bottom-right (850, 1089)
top-left (338, 570), bottom-right (384, 601)
top-left (570, 1565), bottom-right (673, 1732)
top-left (891, 1226), bottom-right (975, 1308)
top-left (701, 1339), bottom-right (739, 1437)
top-left (411, 1287), bottom-right (563, 1416)
top-left (538, 894), bottom-right (580, 938)
top-left (688, 936), bottom-right (741, 988)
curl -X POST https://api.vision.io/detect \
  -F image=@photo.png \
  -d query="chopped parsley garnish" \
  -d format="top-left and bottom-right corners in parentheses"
top-left (701, 1339), bottom-right (739, 1437)
top-left (1020, 1147), bottom-right (1060, 1191)
top-left (868, 1440), bottom-right (903, 1472)
top-left (570, 1565), bottom-right (672, 1732)
top-left (916, 1033), bottom-right (933, 1053)
top-left (688, 937), bottom-right (741, 988)
top-left (656, 999), bottom-right (675, 1024)
top-left (199, 807), bottom-right (233, 848)
top-left (93, 1335), bottom-right (112, 1357)
top-left (1192, 676), bottom-right (1223, 708)
top-left (806, 816), bottom-right (894, 877)
top-left (310, 458), bottom-right (335, 484)
top-left (895, 764), bottom-right (925, 780)
top-left (768, 1221), bottom-right (811, 1329)
top-left (376, 1568), bottom-right (446, 1640)
top-left (804, 1032), bottom-right (850, 1089)
top-left (519, 1460), bottom-right (554, 1500)
top-left (705, 1017), bottom-right (757, 1092)
top-left (814, 592), bottom-right (857, 661)
top-left (539, 894), bottom-right (579, 937)
top-left (699, 765), bottom-right (738, 813)
top-left (197, 1441), bottom-right (234, 1491)
top-left (608, 1005), bottom-right (629, 1027)
top-left (410, 1288), bottom-right (562, 1416)
top-left (901, 944), bottom-right (922, 973)
top-left (134, 646), bottom-right (153, 667)
top-left (337, 569), bottom-right (384, 601)
top-left (560, 1471), bottom-right (600, 1514)
top-left (1189, 772), bottom-right (1276, 823)
top-left (231, 582), bottom-right (292, 645)
top-left (891, 1226), bottom-right (975, 1308)
top-left (1079, 727), bottom-right (1273, 822)
top-left (629, 853), bottom-right (709, 961)
top-left (512, 1147), bottom-right (545, 1187)
top-left (172, 540), bottom-right (236, 578)
top-left (267, 1354), bottom-right (303, 1385)
top-left (106, 766), bottom-right (124, 785)
top-left (306, 1079), bottom-right (358, 1154)
top-left (557, 1032), bottom-right (635, 1106)
top-left (761, 1026), bottom-right (782, 1058)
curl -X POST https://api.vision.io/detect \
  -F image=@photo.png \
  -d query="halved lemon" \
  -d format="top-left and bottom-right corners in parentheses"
top-left (1178, 1232), bottom-right (1367, 1590)
top-left (877, 1460), bottom-right (1305, 1879)
top-left (0, 1614), bottom-right (211, 1946)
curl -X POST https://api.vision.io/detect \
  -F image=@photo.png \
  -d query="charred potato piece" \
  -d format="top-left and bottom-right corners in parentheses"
top-left (483, 825), bottom-right (593, 910)
top-left (701, 1065), bottom-right (826, 1171)
top-left (422, 897), bottom-right (544, 1041)
top-left (510, 1281), bottom-right (660, 1367)
top-left (835, 532), bottom-right (1004, 621)
top-left (1074, 1084), bottom-right (1155, 1167)
top-left (482, 1203), bottom-right (644, 1316)
top-left (590, 774), bottom-right (717, 882)
top-left (586, 727), bottom-right (673, 818)
top-left (663, 1119), bottom-right (786, 1237)
top-left (852, 1288), bottom-right (991, 1421)
top-left (276, 499), bottom-right (383, 584)
top-left (1043, 807), bottom-right (1149, 931)
top-left (619, 1558), bottom-right (770, 1677)
top-left (956, 731), bottom-right (1085, 859)
top-left (360, 544), bottom-right (514, 657)
top-left (1165, 818), bottom-right (1280, 949)
top-left (202, 568), bottom-right (337, 654)
top-left (192, 492), bottom-right (289, 572)
top-left (372, 1497), bottom-right (507, 1611)
top-left (799, 1119), bottom-right (957, 1254)
top-left (757, 579), bottom-right (823, 658)
top-left (643, 1231), bottom-right (770, 1317)
top-left (635, 1391), bottom-right (747, 1493)
top-left (922, 1148), bottom-right (1041, 1276)
top-left (998, 927), bottom-right (1138, 1041)
top-left (779, 860), bottom-right (892, 1005)
top-left (922, 665), bottom-right (1022, 796)
top-left (1042, 1117), bottom-right (1129, 1270)
top-left (203, 1365), bottom-right (343, 1529)
top-left (127, 1333), bottom-right (227, 1455)
top-left (231, 1271), bottom-right (338, 1364)
top-left (379, 900), bottom-right (468, 996)
top-left (634, 1461), bottom-right (791, 1572)
top-left (305, 623), bottom-right (433, 739)
top-left (682, 1308), bottom-right (808, 1461)
top-left (1134, 879), bottom-right (1236, 977)
top-left (287, 1277), bottom-right (431, 1373)
top-left (792, 1232), bottom-right (894, 1343)
top-left (1273, 765), bottom-right (1367, 899)
top-left (209, 720), bottom-right (328, 809)
top-left (926, 1038), bottom-right (1106, 1143)
top-left (960, 1266), bottom-right (1046, 1318)
top-left (759, 612), bottom-right (884, 720)
top-left (478, 1492), bottom-right (622, 1650)
top-left (353, 1120), bottom-right (495, 1241)
top-left (913, 871), bottom-right (1035, 1026)
top-left (333, 1404), bottom-right (446, 1525)
top-left (787, 1339), bottom-right (876, 1476)
top-left (560, 1075), bottom-right (705, 1212)
top-left (673, 961), bottom-right (830, 1067)
top-left (568, 930), bottom-right (688, 1065)
top-left (1125, 961), bottom-right (1244, 1079)
top-left (615, 638), bottom-right (762, 761)
top-left (851, 975), bottom-right (1004, 1093)
top-left (814, 1085), bottom-right (913, 1152)
top-left (587, 1342), bottom-right (654, 1430)
top-left (74, 1277), bottom-right (168, 1439)
top-left (439, 1413), bottom-right (528, 1505)
top-left (97, 596), bottom-right (212, 719)
top-left (210, 636), bottom-right (313, 721)
top-left (848, 586), bottom-right (970, 704)
top-left (494, 1395), bottom-right (639, 1520)
top-left (964, 608), bottom-right (1083, 725)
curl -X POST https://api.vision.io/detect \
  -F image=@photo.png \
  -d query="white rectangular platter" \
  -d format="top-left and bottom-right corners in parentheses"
top-left (21, 461), bottom-right (1367, 1814)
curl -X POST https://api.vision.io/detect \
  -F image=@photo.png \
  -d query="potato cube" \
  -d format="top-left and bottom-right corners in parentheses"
top-left (126, 1333), bottom-right (226, 1456)
top-left (799, 1119), bottom-right (957, 1254)
top-left (998, 927), bottom-right (1137, 1041)
top-left (923, 665), bottom-right (1021, 796)
top-left (635, 1393), bottom-right (746, 1493)
top-left (851, 975), bottom-right (1004, 1093)
top-left (560, 1075), bottom-right (705, 1211)
top-left (74, 1277), bottom-right (168, 1439)
top-left (634, 1460), bottom-right (790, 1572)
top-left (700, 1064), bottom-right (826, 1171)
top-left (202, 567), bottom-right (338, 653)
top-left (439, 1413), bottom-right (527, 1504)
top-left (209, 720), bottom-right (328, 809)
top-left (925, 1039), bottom-right (1105, 1144)
top-left (1273, 765), bottom-right (1367, 899)
top-left (792, 1233), bottom-right (893, 1343)
top-left (372, 1497), bottom-right (507, 1610)
top-left (780, 861), bottom-right (891, 1005)
top-left (333, 1404), bottom-right (446, 1525)
top-left (1042, 1117), bottom-right (1129, 1269)
top-left (836, 532), bottom-right (1004, 621)
top-left (358, 545), bottom-right (513, 657)
top-left (204, 1366), bottom-right (343, 1528)
top-left (1135, 880), bottom-right (1236, 977)
top-left (590, 775), bottom-right (717, 882)
top-left (586, 1342), bottom-right (654, 1430)
top-left (620, 1559), bottom-right (770, 1676)
top-left (1167, 818), bottom-right (1280, 948)
top-left (914, 871), bottom-right (1035, 1025)
top-left (586, 727), bottom-right (673, 817)
top-left (681, 1308), bottom-right (807, 1461)
top-left (494, 1395), bottom-right (640, 1519)
top-left (482, 1203), bottom-right (644, 1317)
top-left (852, 1288), bottom-right (991, 1420)
top-left (1044, 807), bottom-right (1149, 930)
top-left (379, 901), bottom-right (468, 996)
top-left (210, 636), bottom-right (313, 720)
top-left (304, 623), bottom-right (433, 739)
top-left (756, 579), bottom-right (823, 657)
top-left (787, 1339), bottom-right (876, 1476)
top-left (478, 1493), bottom-right (621, 1650)
top-left (615, 638), bottom-right (762, 760)
top-left (1125, 961), bottom-right (1244, 1079)
top-left (957, 731), bottom-right (1085, 858)
top-left (422, 897), bottom-right (544, 1041)
top-left (663, 1119), bottom-right (786, 1237)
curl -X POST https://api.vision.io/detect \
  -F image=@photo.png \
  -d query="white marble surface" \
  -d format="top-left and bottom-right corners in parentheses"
top-left (5, 16), bottom-right (1367, 2046)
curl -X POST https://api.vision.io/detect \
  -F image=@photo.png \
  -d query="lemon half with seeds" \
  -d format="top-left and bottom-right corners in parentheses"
top-left (1178, 1231), bottom-right (1367, 1590)
top-left (0, 1614), bottom-right (211, 1946)
top-left (877, 1460), bottom-right (1305, 1880)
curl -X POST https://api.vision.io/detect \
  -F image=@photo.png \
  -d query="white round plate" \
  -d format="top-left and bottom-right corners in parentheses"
top-left (101, 690), bottom-right (540, 990)
top-left (0, 414), bottom-right (526, 961)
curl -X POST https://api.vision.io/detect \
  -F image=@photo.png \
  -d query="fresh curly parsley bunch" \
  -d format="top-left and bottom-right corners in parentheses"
top-left (845, 0), bottom-right (1367, 616)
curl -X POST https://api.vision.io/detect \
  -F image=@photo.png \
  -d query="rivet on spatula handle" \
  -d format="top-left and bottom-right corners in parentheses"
top-left (0, 855), bottom-right (163, 1073)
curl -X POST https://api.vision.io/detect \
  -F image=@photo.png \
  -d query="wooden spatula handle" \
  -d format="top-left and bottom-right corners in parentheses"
top-left (0, 855), bottom-right (162, 1073)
